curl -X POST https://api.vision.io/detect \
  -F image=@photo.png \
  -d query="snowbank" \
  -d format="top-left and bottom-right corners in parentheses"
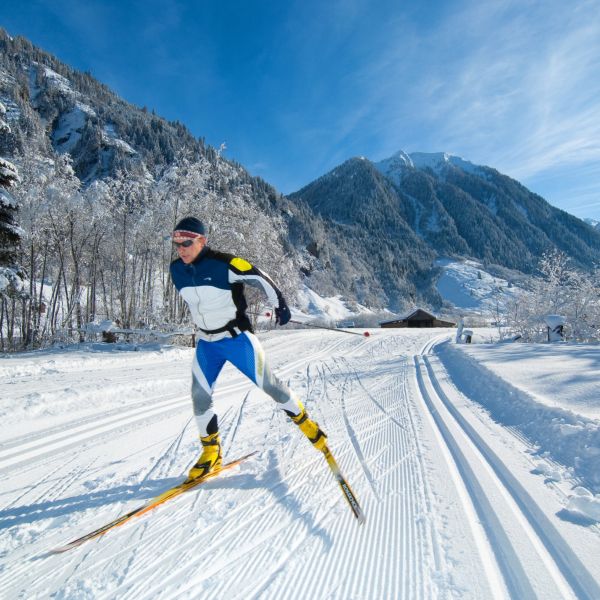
top-left (436, 341), bottom-right (600, 520)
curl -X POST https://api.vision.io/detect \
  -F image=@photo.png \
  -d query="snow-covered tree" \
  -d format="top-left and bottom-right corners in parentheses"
top-left (0, 104), bottom-right (28, 348)
top-left (0, 156), bottom-right (22, 267)
top-left (503, 250), bottom-right (600, 342)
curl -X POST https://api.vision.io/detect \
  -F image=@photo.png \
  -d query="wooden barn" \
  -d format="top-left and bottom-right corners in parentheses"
top-left (380, 309), bottom-right (455, 329)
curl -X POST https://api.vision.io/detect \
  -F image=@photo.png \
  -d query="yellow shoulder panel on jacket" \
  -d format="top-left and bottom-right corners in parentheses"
top-left (230, 257), bottom-right (253, 271)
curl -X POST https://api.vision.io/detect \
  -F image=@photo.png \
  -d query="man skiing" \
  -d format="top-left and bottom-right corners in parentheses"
top-left (169, 216), bottom-right (327, 482)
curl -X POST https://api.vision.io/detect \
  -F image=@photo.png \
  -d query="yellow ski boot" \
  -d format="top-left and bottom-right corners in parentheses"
top-left (287, 404), bottom-right (327, 451)
top-left (186, 432), bottom-right (222, 482)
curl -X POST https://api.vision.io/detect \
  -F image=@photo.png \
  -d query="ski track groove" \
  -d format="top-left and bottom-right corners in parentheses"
top-left (1, 454), bottom-right (81, 511)
top-left (223, 391), bottom-right (250, 449)
top-left (2, 332), bottom-right (520, 599)
top-left (416, 345), bottom-right (599, 599)
top-left (100, 452), bottom-right (336, 599)
top-left (140, 417), bottom-right (194, 483)
top-left (0, 338), bottom-right (349, 478)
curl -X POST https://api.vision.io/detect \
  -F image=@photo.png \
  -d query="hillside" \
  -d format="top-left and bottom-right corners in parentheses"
top-left (290, 151), bottom-right (600, 284)
top-left (2, 28), bottom-right (599, 331)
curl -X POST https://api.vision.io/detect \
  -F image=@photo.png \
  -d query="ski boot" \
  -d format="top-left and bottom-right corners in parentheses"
top-left (286, 404), bottom-right (327, 451)
top-left (186, 432), bottom-right (222, 482)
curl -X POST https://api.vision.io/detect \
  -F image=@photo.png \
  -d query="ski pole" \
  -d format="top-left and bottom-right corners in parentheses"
top-left (289, 319), bottom-right (370, 337)
top-left (250, 311), bottom-right (370, 337)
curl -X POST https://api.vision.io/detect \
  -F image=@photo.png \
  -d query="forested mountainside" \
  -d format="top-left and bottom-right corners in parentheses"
top-left (289, 151), bottom-right (600, 283)
top-left (1, 28), bottom-right (599, 351)
top-left (585, 218), bottom-right (600, 232)
top-left (0, 28), bottom-right (439, 319)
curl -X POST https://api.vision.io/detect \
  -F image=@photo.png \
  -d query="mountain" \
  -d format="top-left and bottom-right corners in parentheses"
top-left (288, 151), bottom-right (600, 308)
top-left (2, 28), bottom-right (599, 323)
top-left (0, 31), bottom-right (207, 182)
top-left (0, 29), bottom-right (439, 315)
top-left (376, 151), bottom-right (600, 271)
top-left (585, 218), bottom-right (600, 232)
top-left (284, 157), bottom-right (440, 307)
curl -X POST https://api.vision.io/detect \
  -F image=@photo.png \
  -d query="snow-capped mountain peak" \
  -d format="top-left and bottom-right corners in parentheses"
top-left (374, 150), bottom-right (413, 182)
top-left (375, 149), bottom-right (483, 182)
top-left (584, 218), bottom-right (600, 231)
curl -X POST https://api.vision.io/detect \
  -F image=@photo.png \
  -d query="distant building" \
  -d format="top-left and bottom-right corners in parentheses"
top-left (380, 309), bottom-right (455, 328)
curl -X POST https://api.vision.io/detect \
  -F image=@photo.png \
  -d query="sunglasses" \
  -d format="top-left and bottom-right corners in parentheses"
top-left (172, 240), bottom-right (195, 248)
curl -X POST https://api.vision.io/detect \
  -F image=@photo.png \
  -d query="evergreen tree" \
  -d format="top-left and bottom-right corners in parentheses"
top-left (0, 101), bottom-right (23, 269)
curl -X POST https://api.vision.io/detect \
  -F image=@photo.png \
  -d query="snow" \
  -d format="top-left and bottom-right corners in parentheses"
top-left (545, 315), bottom-right (567, 328)
top-left (1, 328), bottom-right (599, 598)
top-left (102, 124), bottom-right (136, 155)
top-left (0, 273), bottom-right (10, 294)
top-left (442, 341), bottom-right (600, 420)
top-left (436, 339), bottom-right (600, 518)
top-left (436, 257), bottom-right (523, 313)
top-left (0, 68), bottom-right (16, 86)
top-left (52, 105), bottom-right (95, 153)
top-left (295, 284), bottom-right (374, 322)
top-left (374, 150), bottom-right (414, 183)
top-left (375, 150), bottom-right (483, 182)
top-left (0, 189), bottom-right (17, 208)
top-left (42, 66), bottom-right (74, 96)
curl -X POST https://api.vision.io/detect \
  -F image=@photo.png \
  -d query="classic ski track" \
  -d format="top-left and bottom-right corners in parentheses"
top-left (68, 449), bottom-right (338, 599)
top-left (0, 338), bottom-right (349, 476)
top-left (415, 340), bottom-right (600, 599)
top-left (0, 376), bottom-right (187, 452)
top-left (0, 405), bottom-right (241, 589)
top-left (3, 332), bottom-right (457, 599)
top-left (43, 345), bottom-right (361, 597)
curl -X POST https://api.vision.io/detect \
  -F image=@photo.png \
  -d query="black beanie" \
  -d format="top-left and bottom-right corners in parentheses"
top-left (173, 217), bottom-right (206, 237)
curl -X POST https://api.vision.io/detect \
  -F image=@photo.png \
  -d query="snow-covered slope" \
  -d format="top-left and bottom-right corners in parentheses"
top-left (375, 150), bottom-right (483, 184)
top-left (584, 218), bottom-right (600, 231)
top-left (435, 258), bottom-right (524, 313)
top-left (1, 330), bottom-right (599, 598)
top-left (294, 285), bottom-right (377, 322)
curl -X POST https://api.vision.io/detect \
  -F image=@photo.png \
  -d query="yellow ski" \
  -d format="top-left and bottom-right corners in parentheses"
top-left (51, 452), bottom-right (257, 553)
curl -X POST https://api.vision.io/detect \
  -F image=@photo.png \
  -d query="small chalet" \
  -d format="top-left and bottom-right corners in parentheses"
top-left (380, 309), bottom-right (455, 329)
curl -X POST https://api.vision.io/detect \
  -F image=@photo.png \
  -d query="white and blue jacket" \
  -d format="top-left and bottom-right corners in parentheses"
top-left (170, 247), bottom-right (284, 341)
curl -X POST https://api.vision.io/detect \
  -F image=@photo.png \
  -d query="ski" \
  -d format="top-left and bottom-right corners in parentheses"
top-left (322, 445), bottom-right (366, 524)
top-left (51, 451), bottom-right (257, 554)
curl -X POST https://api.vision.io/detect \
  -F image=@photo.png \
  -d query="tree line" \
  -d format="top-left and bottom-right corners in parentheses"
top-left (1, 151), bottom-right (299, 351)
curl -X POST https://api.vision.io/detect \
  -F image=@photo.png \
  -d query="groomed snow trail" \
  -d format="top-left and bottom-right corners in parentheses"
top-left (1, 330), bottom-right (598, 598)
top-left (415, 338), bottom-right (600, 600)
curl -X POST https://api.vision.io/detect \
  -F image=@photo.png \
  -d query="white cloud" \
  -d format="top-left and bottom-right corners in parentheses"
top-left (328, 1), bottom-right (600, 178)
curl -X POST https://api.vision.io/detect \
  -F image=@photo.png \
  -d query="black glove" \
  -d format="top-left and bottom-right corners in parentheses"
top-left (275, 301), bottom-right (291, 326)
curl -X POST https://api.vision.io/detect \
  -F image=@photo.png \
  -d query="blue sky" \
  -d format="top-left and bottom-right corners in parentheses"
top-left (3, 0), bottom-right (600, 220)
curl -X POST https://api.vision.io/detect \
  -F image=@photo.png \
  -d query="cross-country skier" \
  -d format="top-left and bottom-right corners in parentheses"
top-left (169, 216), bottom-right (327, 481)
